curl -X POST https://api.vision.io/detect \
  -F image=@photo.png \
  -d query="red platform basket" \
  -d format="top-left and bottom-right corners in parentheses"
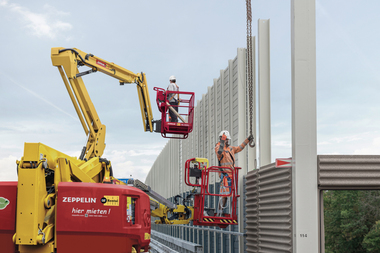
top-left (154, 87), bottom-right (195, 139)
top-left (184, 158), bottom-right (240, 228)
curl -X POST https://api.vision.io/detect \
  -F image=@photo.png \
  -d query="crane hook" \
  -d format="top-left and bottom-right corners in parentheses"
top-left (249, 137), bottom-right (255, 148)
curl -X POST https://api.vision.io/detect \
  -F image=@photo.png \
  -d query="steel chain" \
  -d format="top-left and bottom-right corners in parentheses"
top-left (246, 0), bottom-right (255, 148)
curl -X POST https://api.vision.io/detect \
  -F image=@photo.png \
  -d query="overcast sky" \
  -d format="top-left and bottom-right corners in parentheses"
top-left (1, 0), bottom-right (380, 183)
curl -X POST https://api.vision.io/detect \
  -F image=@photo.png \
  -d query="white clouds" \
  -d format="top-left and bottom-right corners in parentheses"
top-left (273, 141), bottom-right (291, 148)
top-left (112, 160), bottom-right (151, 182)
top-left (329, 135), bottom-right (364, 144)
top-left (1, 2), bottom-right (72, 39)
top-left (353, 137), bottom-right (380, 155)
top-left (102, 146), bottom-right (165, 182)
top-left (0, 146), bottom-right (157, 182)
top-left (316, 0), bottom-right (380, 83)
top-left (0, 155), bottom-right (18, 181)
top-left (0, 72), bottom-right (77, 121)
top-left (316, 130), bottom-right (380, 155)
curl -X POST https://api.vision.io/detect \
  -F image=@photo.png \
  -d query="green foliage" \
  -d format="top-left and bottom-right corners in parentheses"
top-left (363, 221), bottom-right (380, 252)
top-left (324, 190), bottom-right (380, 253)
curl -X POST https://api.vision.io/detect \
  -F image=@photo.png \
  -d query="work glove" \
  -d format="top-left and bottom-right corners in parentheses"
top-left (248, 134), bottom-right (255, 148)
top-left (218, 134), bottom-right (227, 155)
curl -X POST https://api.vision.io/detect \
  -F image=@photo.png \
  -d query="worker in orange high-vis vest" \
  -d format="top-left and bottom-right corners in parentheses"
top-left (215, 130), bottom-right (253, 216)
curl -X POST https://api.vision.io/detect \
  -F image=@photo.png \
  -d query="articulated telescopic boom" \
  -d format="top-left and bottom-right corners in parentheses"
top-left (51, 47), bottom-right (154, 160)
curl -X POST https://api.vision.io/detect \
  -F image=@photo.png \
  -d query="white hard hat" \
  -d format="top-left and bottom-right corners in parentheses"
top-left (219, 130), bottom-right (231, 140)
top-left (169, 75), bottom-right (176, 81)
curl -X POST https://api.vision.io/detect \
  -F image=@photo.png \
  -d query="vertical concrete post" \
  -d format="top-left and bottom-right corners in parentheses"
top-left (237, 48), bottom-right (248, 253)
top-left (213, 78), bottom-right (218, 142)
top-left (291, 0), bottom-right (318, 252)
top-left (258, 19), bottom-right (271, 167)
top-left (248, 36), bottom-right (257, 172)
top-left (202, 94), bottom-right (206, 157)
top-left (220, 70), bottom-right (225, 132)
top-left (210, 82), bottom-right (216, 251)
top-left (195, 102), bottom-right (200, 157)
top-left (213, 78), bottom-right (218, 164)
top-left (228, 59), bottom-right (234, 142)
top-left (208, 85), bottom-right (215, 184)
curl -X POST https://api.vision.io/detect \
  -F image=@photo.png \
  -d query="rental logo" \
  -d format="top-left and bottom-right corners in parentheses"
top-left (62, 197), bottom-right (96, 203)
top-left (0, 197), bottom-right (10, 210)
top-left (100, 196), bottom-right (119, 206)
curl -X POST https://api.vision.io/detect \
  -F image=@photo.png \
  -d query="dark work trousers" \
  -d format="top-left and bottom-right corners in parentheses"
top-left (169, 101), bottom-right (179, 122)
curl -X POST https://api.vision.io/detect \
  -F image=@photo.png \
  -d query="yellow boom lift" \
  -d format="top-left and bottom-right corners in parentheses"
top-left (132, 178), bottom-right (195, 225)
top-left (9, 47), bottom-right (158, 253)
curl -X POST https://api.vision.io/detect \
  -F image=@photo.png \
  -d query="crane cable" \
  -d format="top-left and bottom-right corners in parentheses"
top-left (246, 0), bottom-right (255, 148)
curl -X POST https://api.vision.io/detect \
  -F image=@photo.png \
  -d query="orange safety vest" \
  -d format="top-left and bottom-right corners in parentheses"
top-left (215, 138), bottom-right (249, 195)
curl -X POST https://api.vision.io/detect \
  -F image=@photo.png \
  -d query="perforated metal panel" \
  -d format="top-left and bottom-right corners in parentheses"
top-left (210, 229), bottom-right (215, 253)
top-left (198, 230), bottom-right (203, 247)
top-left (245, 171), bottom-right (258, 252)
top-left (151, 229), bottom-right (202, 253)
top-left (194, 107), bottom-right (199, 157)
top-left (245, 164), bottom-right (292, 252)
top-left (209, 85), bottom-right (216, 169)
top-left (223, 66), bottom-right (230, 133)
top-left (318, 155), bottom-right (380, 189)
top-left (231, 234), bottom-right (238, 253)
top-left (216, 77), bottom-right (223, 131)
top-left (199, 100), bottom-right (204, 157)
top-left (203, 230), bottom-right (208, 253)
top-left (204, 93), bottom-right (209, 160)
top-left (258, 164), bottom-right (292, 252)
top-left (222, 229), bottom-right (229, 253)
top-left (216, 228), bottom-right (221, 252)
top-left (231, 56), bottom-right (240, 165)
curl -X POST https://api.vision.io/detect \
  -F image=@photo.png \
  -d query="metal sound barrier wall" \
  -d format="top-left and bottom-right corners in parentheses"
top-left (245, 163), bottom-right (292, 252)
top-left (244, 155), bottom-right (380, 253)
top-left (146, 48), bottom-right (249, 253)
top-left (318, 155), bottom-right (380, 190)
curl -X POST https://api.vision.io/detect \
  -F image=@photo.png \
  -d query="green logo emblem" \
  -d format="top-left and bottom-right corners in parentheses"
top-left (0, 197), bottom-right (10, 210)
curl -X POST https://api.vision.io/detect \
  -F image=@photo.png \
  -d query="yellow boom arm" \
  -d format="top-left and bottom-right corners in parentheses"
top-left (150, 198), bottom-right (194, 225)
top-left (51, 47), bottom-right (154, 160)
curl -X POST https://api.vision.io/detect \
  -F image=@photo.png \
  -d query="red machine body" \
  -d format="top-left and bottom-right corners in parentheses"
top-left (153, 87), bottom-right (195, 139)
top-left (184, 158), bottom-right (240, 229)
top-left (56, 182), bottom-right (151, 253)
top-left (0, 181), bottom-right (18, 253)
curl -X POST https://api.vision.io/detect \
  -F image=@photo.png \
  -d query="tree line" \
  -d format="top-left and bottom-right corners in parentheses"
top-left (324, 190), bottom-right (380, 252)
